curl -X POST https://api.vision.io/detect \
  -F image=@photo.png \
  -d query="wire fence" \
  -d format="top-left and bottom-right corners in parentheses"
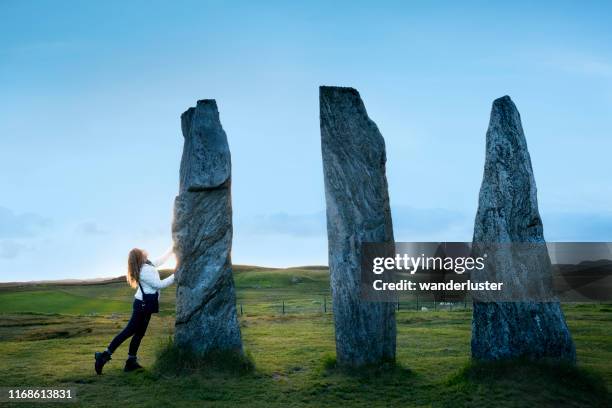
top-left (234, 294), bottom-right (476, 317)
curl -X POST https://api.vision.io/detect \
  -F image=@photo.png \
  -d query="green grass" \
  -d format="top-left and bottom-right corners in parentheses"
top-left (443, 359), bottom-right (609, 407)
top-left (0, 267), bottom-right (610, 407)
top-left (154, 338), bottom-right (255, 376)
top-left (0, 290), bottom-right (131, 315)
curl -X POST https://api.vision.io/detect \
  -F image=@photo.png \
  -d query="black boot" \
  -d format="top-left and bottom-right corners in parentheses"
top-left (124, 356), bottom-right (143, 372)
top-left (94, 351), bottom-right (112, 375)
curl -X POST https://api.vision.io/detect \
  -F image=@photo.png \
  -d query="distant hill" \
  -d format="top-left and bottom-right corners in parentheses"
top-left (0, 265), bottom-right (329, 288)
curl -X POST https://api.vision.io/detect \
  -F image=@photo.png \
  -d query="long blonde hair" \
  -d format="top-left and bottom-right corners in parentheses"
top-left (127, 248), bottom-right (147, 288)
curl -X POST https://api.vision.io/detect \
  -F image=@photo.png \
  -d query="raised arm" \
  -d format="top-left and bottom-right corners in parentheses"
top-left (139, 266), bottom-right (175, 290)
top-left (152, 246), bottom-right (174, 268)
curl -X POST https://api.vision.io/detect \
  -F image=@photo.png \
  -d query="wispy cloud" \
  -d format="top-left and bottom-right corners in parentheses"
top-left (531, 49), bottom-right (612, 78)
top-left (76, 221), bottom-right (108, 236)
top-left (236, 207), bottom-right (612, 244)
top-left (477, 48), bottom-right (612, 79)
top-left (392, 206), bottom-right (473, 241)
top-left (3, 40), bottom-right (77, 58)
top-left (236, 206), bottom-right (474, 241)
top-left (238, 211), bottom-right (325, 237)
top-left (0, 206), bottom-right (50, 238)
top-left (555, 56), bottom-right (612, 78)
top-left (0, 240), bottom-right (28, 259)
top-left (543, 211), bottom-right (612, 241)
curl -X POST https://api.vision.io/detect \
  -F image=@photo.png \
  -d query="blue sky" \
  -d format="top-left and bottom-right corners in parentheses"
top-left (1, 1), bottom-right (611, 281)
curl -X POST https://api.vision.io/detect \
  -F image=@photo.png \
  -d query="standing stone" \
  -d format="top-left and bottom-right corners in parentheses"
top-left (471, 95), bottom-right (575, 362)
top-left (320, 86), bottom-right (396, 367)
top-left (172, 99), bottom-right (243, 355)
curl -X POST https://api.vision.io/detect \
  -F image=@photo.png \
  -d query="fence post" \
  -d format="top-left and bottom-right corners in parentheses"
top-left (397, 300), bottom-right (400, 311)
top-left (282, 300), bottom-right (285, 315)
top-left (323, 296), bottom-right (327, 313)
top-left (240, 303), bottom-right (243, 316)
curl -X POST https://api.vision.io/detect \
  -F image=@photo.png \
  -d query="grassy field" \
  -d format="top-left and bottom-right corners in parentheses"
top-left (0, 266), bottom-right (610, 407)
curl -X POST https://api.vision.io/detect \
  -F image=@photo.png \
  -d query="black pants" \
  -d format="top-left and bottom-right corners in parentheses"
top-left (107, 300), bottom-right (152, 357)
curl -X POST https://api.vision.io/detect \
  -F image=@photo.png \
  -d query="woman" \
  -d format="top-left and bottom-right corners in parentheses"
top-left (94, 246), bottom-right (175, 374)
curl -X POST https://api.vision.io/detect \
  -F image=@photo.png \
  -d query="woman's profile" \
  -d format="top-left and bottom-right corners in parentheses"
top-left (94, 246), bottom-right (175, 374)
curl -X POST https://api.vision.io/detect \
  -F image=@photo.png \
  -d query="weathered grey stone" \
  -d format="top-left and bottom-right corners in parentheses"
top-left (471, 95), bottom-right (575, 362)
top-left (179, 100), bottom-right (231, 192)
top-left (320, 86), bottom-right (396, 367)
top-left (172, 99), bottom-right (242, 355)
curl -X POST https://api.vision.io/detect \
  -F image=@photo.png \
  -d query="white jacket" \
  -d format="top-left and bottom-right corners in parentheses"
top-left (135, 247), bottom-right (175, 301)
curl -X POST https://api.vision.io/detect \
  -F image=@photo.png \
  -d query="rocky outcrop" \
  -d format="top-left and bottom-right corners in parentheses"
top-left (320, 86), bottom-right (396, 367)
top-left (172, 99), bottom-right (243, 355)
top-left (471, 96), bottom-right (575, 362)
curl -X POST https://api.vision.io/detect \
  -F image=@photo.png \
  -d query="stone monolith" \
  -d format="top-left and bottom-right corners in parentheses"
top-left (172, 99), bottom-right (243, 355)
top-left (320, 86), bottom-right (396, 367)
top-left (471, 95), bottom-right (575, 362)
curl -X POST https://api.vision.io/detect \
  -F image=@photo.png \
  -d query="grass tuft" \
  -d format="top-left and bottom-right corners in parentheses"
top-left (153, 337), bottom-right (255, 377)
top-left (321, 354), bottom-right (412, 381)
top-left (443, 358), bottom-right (610, 406)
top-left (322, 354), bottom-right (337, 370)
top-left (449, 358), bottom-right (606, 390)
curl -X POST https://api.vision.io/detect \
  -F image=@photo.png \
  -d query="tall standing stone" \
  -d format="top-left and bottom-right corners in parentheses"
top-left (172, 99), bottom-right (243, 355)
top-left (471, 95), bottom-right (575, 362)
top-left (320, 86), bottom-right (396, 367)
